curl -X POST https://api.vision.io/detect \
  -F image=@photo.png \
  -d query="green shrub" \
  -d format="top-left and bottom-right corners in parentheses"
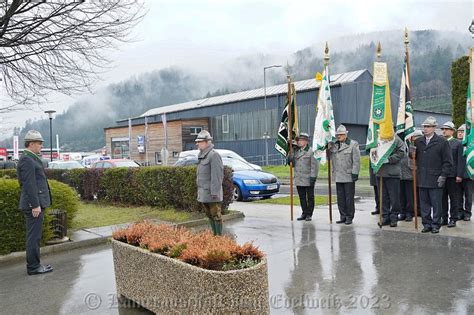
top-left (451, 56), bottom-right (469, 127)
top-left (0, 179), bottom-right (79, 255)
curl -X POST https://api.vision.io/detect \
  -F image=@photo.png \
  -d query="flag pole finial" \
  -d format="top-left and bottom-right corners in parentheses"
top-left (404, 27), bottom-right (409, 47)
top-left (468, 19), bottom-right (474, 39)
top-left (376, 42), bottom-right (382, 61)
top-left (324, 41), bottom-right (330, 65)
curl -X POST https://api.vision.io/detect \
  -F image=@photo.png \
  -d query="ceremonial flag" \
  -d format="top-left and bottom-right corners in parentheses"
top-left (312, 65), bottom-right (335, 164)
top-left (366, 62), bottom-right (396, 173)
top-left (463, 49), bottom-right (474, 177)
top-left (396, 55), bottom-right (415, 146)
top-left (275, 83), bottom-right (299, 157)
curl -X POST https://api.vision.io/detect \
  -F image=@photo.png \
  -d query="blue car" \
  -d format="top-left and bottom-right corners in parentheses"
top-left (174, 153), bottom-right (280, 201)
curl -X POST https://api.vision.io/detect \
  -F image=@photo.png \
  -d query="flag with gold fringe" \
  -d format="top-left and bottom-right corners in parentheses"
top-left (275, 83), bottom-right (299, 158)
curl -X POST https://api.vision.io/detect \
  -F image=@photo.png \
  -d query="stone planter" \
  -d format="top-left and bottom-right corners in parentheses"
top-left (111, 239), bottom-right (269, 314)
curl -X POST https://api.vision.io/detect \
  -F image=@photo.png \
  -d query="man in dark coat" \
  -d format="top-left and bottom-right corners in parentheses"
top-left (17, 130), bottom-right (53, 275)
top-left (411, 117), bottom-right (453, 233)
top-left (377, 135), bottom-right (405, 227)
top-left (195, 130), bottom-right (224, 235)
top-left (457, 124), bottom-right (472, 221)
top-left (440, 121), bottom-right (463, 227)
top-left (369, 164), bottom-right (380, 215)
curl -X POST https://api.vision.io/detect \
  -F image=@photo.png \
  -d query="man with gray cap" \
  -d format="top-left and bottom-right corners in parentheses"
top-left (329, 125), bottom-right (360, 225)
top-left (411, 117), bottom-right (453, 233)
top-left (17, 130), bottom-right (53, 275)
top-left (457, 124), bottom-right (472, 221)
top-left (440, 121), bottom-right (463, 227)
top-left (293, 133), bottom-right (320, 221)
top-left (195, 130), bottom-right (224, 235)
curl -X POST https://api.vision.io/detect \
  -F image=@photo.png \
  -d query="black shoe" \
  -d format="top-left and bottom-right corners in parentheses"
top-left (297, 216), bottom-right (306, 221)
top-left (390, 222), bottom-right (397, 227)
top-left (421, 227), bottom-right (432, 233)
top-left (398, 215), bottom-right (406, 221)
top-left (305, 217), bottom-right (312, 221)
top-left (27, 265), bottom-right (53, 276)
top-left (371, 210), bottom-right (380, 215)
top-left (431, 228), bottom-right (440, 234)
top-left (336, 219), bottom-right (346, 224)
top-left (447, 221), bottom-right (456, 228)
top-left (345, 220), bottom-right (353, 225)
top-left (405, 217), bottom-right (413, 222)
top-left (463, 217), bottom-right (471, 221)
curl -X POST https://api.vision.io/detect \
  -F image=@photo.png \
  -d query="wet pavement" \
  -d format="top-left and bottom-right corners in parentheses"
top-left (1, 199), bottom-right (473, 314)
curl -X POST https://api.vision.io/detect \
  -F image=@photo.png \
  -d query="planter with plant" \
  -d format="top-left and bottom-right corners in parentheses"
top-left (111, 221), bottom-right (269, 314)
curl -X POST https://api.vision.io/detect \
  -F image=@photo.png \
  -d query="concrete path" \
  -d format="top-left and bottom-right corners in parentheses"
top-left (1, 198), bottom-right (473, 314)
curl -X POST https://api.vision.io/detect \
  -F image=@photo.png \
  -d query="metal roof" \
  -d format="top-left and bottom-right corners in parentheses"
top-left (140, 69), bottom-right (368, 118)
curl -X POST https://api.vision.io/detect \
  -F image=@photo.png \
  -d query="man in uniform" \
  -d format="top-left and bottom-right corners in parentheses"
top-left (411, 117), bottom-right (453, 233)
top-left (293, 133), bottom-right (320, 221)
top-left (17, 130), bottom-right (53, 275)
top-left (330, 125), bottom-right (360, 225)
top-left (377, 134), bottom-right (405, 227)
top-left (440, 121), bottom-right (463, 227)
top-left (195, 130), bottom-right (224, 235)
top-left (399, 130), bottom-right (423, 222)
top-left (457, 124), bottom-right (472, 221)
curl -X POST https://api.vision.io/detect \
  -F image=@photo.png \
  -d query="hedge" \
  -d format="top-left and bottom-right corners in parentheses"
top-left (451, 56), bottom-right (469, 128)
top-left (0, 166), bottom-right (234, 212)
top-left (0, 179), bottom-right (79, 255)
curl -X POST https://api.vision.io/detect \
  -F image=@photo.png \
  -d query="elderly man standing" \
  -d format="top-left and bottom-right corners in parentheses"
top-left (411, 117), bottom-right (453, 233)
top-left (457, 124), bottom-right (472, 221)
top-left (330, 125), bottom-right (360, 225)
top-left (440, 121), bottom-right (463, 228)
top-left (17, 130), bottom-right (53, 275)
top-left (195, 130), bottom-right (224, 235)
top-left (293, 133), bottom-right (320, 221)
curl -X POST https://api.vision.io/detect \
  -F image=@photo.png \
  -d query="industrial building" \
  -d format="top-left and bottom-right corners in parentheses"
top-left (104, 69), bottom-right (451, 165)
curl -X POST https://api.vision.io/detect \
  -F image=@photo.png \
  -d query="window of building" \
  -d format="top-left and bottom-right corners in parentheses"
top-left (222, 115), bottom-right (229, 134)
top-left (189, 127), bottom-right (202, 135)
top-left (155, 152), bottom-right (162, 164)
top-left (111, 137), bottom-right (129, 159)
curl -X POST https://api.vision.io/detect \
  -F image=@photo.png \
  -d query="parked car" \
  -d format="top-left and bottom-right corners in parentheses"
top-left (177, 149), bottom-right (262, 171)
top-left (48, 160), bottom-right (84, 170)
top-left (174, 152), bottom-right (279, 201)
top-left (91, 159), bottom-right (140, 168)
top-left (82, 155), bottom-right (111, 168)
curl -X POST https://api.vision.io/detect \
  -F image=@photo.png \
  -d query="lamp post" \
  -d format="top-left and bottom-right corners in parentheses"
top-left (44, 110), bottom-right (56, 161)
top-left (263, 64), bottom-right (282, 166)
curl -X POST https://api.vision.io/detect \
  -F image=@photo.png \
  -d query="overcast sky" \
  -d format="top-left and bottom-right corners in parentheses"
top-left (1, 0), bottom-right (473, 137)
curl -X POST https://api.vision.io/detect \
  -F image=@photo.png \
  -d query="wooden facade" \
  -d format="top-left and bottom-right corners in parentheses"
top-left (104, 118), bottom-right (209, 165)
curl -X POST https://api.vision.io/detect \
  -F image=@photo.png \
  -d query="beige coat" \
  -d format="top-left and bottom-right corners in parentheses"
top-left (293, 145), bottom-right (320, 186)
top-left (330, 139), bottom-right (360, 183)
top-left (196, 144), bottom-right (224, 203)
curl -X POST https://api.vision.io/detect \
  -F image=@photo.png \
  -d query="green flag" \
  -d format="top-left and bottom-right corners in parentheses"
top-left (275, 84), bottom-right (299, 157)
top-left (396, 55), bottom-right (415, 145)
top-left (463, 81), bottom-right (474, 178)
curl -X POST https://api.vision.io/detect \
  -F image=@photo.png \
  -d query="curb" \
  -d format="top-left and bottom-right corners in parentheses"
top-left (0, 211), bottom-right (245, 265)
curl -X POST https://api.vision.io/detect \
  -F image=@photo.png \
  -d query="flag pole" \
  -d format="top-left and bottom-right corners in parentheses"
top-left (405, 28), bottom-right (418, 230)
top-left (376, 42), bottom-right (384, 229)
top-left (288, 75), bottom-right (294, 221)
top-left (324, 42), bottom-right (333, 224)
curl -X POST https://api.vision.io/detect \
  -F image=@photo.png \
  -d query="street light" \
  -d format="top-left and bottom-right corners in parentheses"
top-left (263, 64), bottom-right (282, 166)
top-left (44, 110), bottom-right (56, 162)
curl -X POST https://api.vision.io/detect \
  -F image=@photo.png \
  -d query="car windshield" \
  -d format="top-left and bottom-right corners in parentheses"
top-left (223, 158), bottom-right (255, 171)
top-left (51, 161), bottom-right (83, 169)
top-left (114, 161), bottom-right (139, 167)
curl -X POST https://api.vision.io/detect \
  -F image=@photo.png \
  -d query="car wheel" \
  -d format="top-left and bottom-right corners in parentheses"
top-left (233, 184), bottom-right (243, 201)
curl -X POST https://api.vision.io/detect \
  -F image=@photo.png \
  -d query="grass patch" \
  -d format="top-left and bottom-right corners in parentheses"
top-left (71, 202), bottom-right (206, 230)
top-left (262, 155), bottom-right (370, 179)
top-left (254, 195), bottom-right (336, 206)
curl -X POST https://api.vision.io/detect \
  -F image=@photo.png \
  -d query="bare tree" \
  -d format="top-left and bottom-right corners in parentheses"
top-left (0, 0), bottom-right (146, 112)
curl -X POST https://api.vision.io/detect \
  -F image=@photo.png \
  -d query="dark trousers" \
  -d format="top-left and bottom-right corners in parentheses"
top-left (23, 208), bottom-right (44, 272)
top-left (400, 180), bottom-right (414, 219)
top-left (336, 182), bottom-right (355, 221)
top-left (419, 188), bottom-right (443, 229)
top-left (459, 179), bottom-right (473, 219)
top-left (373, 185), bottom-right (380, 212)
top-left (380, 177), bottom-right (400, 224)
top-left (297, 185), bottom-right (315, 218)
top-left (442, 177), bottom-right (460, 222)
